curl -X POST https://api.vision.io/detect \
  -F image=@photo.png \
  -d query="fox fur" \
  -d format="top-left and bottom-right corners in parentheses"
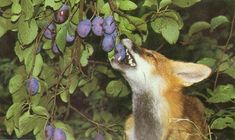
top-left (111, 39), bottom-right (211, 140)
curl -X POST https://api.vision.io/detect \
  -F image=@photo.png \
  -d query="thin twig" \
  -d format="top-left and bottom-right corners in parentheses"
top-left (214, 12), bottom-right (235, 89)
top-left (88, 60), bottom-right (110, 66)
top-left (70, 105), bottom-right (116, 132)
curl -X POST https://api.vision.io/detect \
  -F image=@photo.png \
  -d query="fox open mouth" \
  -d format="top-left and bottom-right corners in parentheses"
top-left (113, 46), bottom-right (137, 67)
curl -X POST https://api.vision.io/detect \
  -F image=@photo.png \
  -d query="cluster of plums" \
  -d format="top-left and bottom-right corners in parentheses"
top-left (43, 4), bottom-right (74, 54)
top-left (43, 4), bottom-right (126, 61)
top-left (77, 15), bottom-right (126, 61)
top-left (45, 125), bottom-right (66, 140)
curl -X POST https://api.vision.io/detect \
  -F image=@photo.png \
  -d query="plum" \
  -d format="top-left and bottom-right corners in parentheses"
top-left (94, 134), bottom-right (105, 140)
top-left (77, 19), bottom-right (91, 38)
top-left (26, 77), bottom-right (39, 95)
top-left (115, 43), bottom-right (126, 61)
top-left (104, 29), bottom-right (117, 40)
top-left (54, 4), bottom-right (69, 24)
top-left (45, 124), bottom-right (54, 140)
top-left (44, 23), bottom-right (56, 39)
top-left (66, 32), bottom-right (75, 43)
top-left (92, 16), bottom-right (104, 36)
top-left (52, 43), bottom-right (60, 54)
top-left (53, 128), bottom-right (66, 140)
top-left (103, 16), bottom-right (116, 34)
top-left (102, 35), bottom-right (115, 52)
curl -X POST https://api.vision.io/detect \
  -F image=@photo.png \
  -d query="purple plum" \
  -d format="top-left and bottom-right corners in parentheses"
top-left (102, 35), bottom-right (115, 52)
top-left (44, 23), bottom-right (56, 39)
top-left (77, 19), bottom-right (91, 38)
top-left (115, 43), bottom-right (126, 61)
top-left (52, 43), bottom-right (60, 54)
top-left (26, 77), bottom-right (39, 95)
top-left (104, 29), bottom-right (117, 40)
top-left (103, 16), bottom-right (116, 34)
top-left (92, 16), bottom-right (104, 36)
top-left (54, 4), bottom-right (69, 24)
top-left (66, 32), bottom-right (75, 43)
top-left (53, 128), bottom-right (66, 140)
top-left (45, 124), bottom-right (54, 140)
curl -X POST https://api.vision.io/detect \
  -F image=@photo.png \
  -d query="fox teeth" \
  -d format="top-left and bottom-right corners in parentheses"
top-left (118, 56), bottom-right (122, 61)
top-left (130, 62), bottom-right (136, 67)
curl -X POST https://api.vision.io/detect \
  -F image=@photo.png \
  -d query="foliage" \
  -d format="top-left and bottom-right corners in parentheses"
top-left (0, 0), bottom-right (234, 139)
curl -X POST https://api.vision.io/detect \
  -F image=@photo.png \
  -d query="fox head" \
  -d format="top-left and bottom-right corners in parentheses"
top-left (111, 39), bottom-right (212, 94)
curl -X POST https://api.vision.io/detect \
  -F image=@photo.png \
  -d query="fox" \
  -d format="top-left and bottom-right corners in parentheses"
top-left (111, 39), bottom-right (212, 140)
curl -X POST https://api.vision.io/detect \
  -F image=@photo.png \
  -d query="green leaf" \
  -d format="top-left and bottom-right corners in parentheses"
top-left (143, 0), bottom-right (157, 7)
top-left (18, 19), bottom-right (38, 45)
top-left (21, 0), bottom-right (34, 20)
top-left (33, 54), bottom-right (43, 77)
top-left (210, 15), bottom-right (229, 30)
top-left (6, 103), bottom-right (23, 119)
top-left (152, 17), bottom-right (180, 44)
top-left (14, 42), bottom-right (24, 62)
top-left (101, 3), bottom-right (111, 16)
top-left (4, 118), bottom-right (15, 135)
top-left (11, 14), bottom-right (21, 22)
top-left (12, 86), bottom-right (28, 103)
top-left (97, 0), bottom-right (105, 13)
top-left (33, 117), bottom-right (47, 135)
top-left (43, 40), bottom-right (52, 50)
top-left (119, 0), bottom-right (137, 11)
top-left (0, 16), bottom-right (12, 38)
top-left (60, 90), bottom-right (69, 103)
top-left (11, 1), bottom-right (21, 14)
top-left (56, 25), bottom-right (67, 53)
top-left (35, 129), bottom-right (46, 140)
top-left (32, 106), bottom-right (49, 117)
top-left (44, 0), bottom-right (62, 10)
top-left (188, 21), bottom-right (210, 36)
top-left (18, 112), bottom-right (37, 137)
top-left (207, 84), bottom-right (235, 103)
top-left (69, 75), bottom-right (79, 94)
top-left (9, 74), bottom-right (24, 94)
top-left (211, 117), bottom-right (234, 129)
top-left (106, 80), bottom-right (123, 97)
top-left (118, 84), bottom-right (130, 97)
top-left (161, 19), bottom-right (179, 44)
top-left (85, 127), bottom-right (95, 137)
top-left (31, 93), bottom-right (42, 106)
top-left (162, 11), bottom-right (183, 29)
top-left (54, 121), bottom-right (75, 140)
top-left (197, 57), bottom-right (216, 68)
top-left (32, 0), bottom-right (44, 6)
top-left (80, 49), bottom-right (89, 67)
top-left (159, 0), bottom-right (172, 9)
top-left (127, 16), bottom-right (147, 32)
top-left (172, 0), bottom-right (200, 8)
top-left (105, 132), bottom-right (113, 140)
top-left (224, 64), bottom-right (235, 79)
top-left (25, 51), bottom-right (43, 76)
top-left (80, 78), bottom-right (98, 96)
top-left (0, 0), bottom-right (12, 7)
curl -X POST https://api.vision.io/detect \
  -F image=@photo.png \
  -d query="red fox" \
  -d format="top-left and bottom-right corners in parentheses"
top-left (111, 39), bottom-right (211, 140)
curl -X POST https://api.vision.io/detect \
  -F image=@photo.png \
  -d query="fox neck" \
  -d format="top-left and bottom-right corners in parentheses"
top-left (125, 73), bottom-right (169, 140)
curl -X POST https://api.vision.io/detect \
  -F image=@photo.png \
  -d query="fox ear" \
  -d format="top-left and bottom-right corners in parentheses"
top-left (171, 61), bottom-right (212, 87)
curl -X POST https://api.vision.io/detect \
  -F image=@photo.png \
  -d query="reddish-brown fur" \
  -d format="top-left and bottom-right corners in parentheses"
top-left (124, 48), bottom-right (209, 140)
